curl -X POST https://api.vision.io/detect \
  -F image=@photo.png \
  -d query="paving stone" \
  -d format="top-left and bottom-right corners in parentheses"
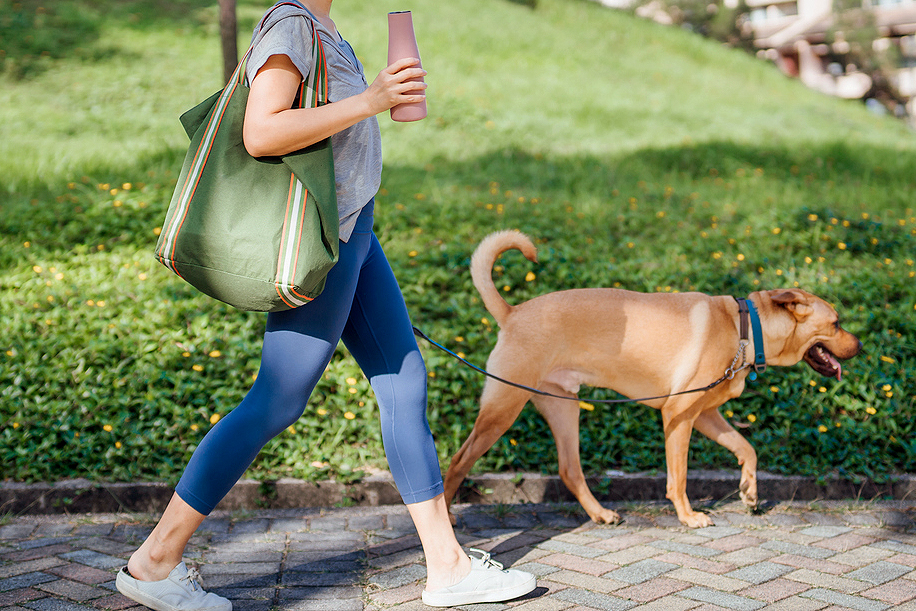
top-left (714, 547), bottom-right (778, 567)
top-left (799, 527), bottom-right (853, 539)
top-left (762, 595), bottom-right (830, 610)
top-left (268, 519), bottom-right (309, 533)
top-left (666, 567), bottom-right (751, 592)
top-left (87, 592), bottom-right (137, 610)
top-left (229, 520), bottom-right (270, 535)
top-left (845, 561), bottom-right (913, 585)
top-left (597, 545), bottom-right (664, 566)
top-left (538, 553), bottom-right (620, 576)
top-left (0, 587), bottom-right (45, 606)
top-left (761, 540), bottom-right (835, 560)
top-left (23, 599), bottom-right (97, 611)
top-left (590, 534), bottom-right (654, 552)
top-left (651, 552), bottom-right (735, 575)
top-left (800, 588), bottom-right (891, 611)
top-left (603, 559), bottom-right (679, 584)
top-left (305, 518), bottom-right (347, 533)
top-left (552, 588), bottom-right (636, 611)
top-left (648, 540), bottom-right (722, 558)
top-left (769, 554), bottom-right (855, 575)
top-left (874, 540), bottom-right (916, 555)
top-left (546, 570), bottom-right (628, 594)
top-left (365, 564), bottom-right (425, 589)
top-left (57, 552), bottom-right (122, 571)
top-left (784, 569), bottom-right (869, 593)
top-left (0, 573), bottom-right (60, 592)
top-left (0, 525), bottom-right (36, 540)
top-left (766, 514), bottom-right (808, 527)
top-left (36, 580), bottom-right (109, 601)
top-left (536, 541), bottom-right (610, 559)
top-left (198, 562), bottom-right (280, 577)
top-left (612, 576), bottom-right (691, 602)
top-left (801, 513), bottom-right (847, 527)
top-left (628, 595), bottom-right (702, 611)
top-left (70, 525), bottom-right (112, 538)
top-left (2, 545), bottom-right (74, 563)
top-left (860, 580), bottom-right (916, 604)
top-left (691, 527), bottom-right (744, 540)
top-left (829, 546), bottom-right (896, 566)
top-left (726, 561), bottom-right (795, 584)
top-left (278, 586), bottom-right (362, 601)
top-left (678, 586), bottom-right (766, 610)
top-left (737, 577), bottom-right (811, 602)
top-left (813, 533), bottom-right (878, 552)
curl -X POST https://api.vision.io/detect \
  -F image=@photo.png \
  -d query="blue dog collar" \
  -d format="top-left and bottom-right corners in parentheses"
top-left (735, 297), bottom-right (766, 380)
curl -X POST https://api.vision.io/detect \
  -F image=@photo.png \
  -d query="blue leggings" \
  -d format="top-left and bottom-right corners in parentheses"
top-left (175, 202), bottom-right (444, 515)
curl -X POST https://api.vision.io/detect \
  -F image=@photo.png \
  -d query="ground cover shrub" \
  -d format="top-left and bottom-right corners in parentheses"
top-left (1, 0), bottom-right (913, 488)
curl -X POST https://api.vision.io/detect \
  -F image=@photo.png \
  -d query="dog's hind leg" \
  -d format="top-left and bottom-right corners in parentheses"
top-left (694, 408), bottom-right (758, 509)
top-left (532, 390), bottom-right (621, 525)
top-left (442, 381), bottom-right (532, 523)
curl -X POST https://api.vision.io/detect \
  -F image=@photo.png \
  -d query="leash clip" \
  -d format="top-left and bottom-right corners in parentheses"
top-left (725, 339), bottom-right (749, 380)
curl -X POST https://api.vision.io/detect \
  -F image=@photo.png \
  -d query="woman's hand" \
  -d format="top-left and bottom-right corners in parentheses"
top-left (361, 57), bottom-right (427, 116)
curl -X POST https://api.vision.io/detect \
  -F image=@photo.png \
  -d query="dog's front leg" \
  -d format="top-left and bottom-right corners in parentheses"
top-left (662, 410), bottom-right (713, 528)
top-left (694, 408), bottom-right (758, 509)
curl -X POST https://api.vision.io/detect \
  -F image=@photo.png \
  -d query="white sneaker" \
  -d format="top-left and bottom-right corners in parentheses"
top-left (421, 549), bottom-right (536, 607)
top-left (116, 562), bottom-right (232, 611)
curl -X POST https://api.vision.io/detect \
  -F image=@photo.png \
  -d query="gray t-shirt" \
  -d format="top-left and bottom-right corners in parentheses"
top-left (246, 4), bottom-right (382, 242)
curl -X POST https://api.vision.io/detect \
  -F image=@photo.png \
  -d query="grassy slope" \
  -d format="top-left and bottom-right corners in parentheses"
top-left (1, 0), bottom-right (914, 485)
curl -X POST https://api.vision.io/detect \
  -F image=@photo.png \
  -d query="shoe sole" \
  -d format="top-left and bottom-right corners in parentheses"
top-left (421, 574), bottom-right (536, 607)
top-left (115, 569), bottom-right (231, 611)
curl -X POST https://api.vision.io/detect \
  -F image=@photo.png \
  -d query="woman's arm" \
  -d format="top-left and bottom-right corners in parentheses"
top-left (243, 54), bottom-right (426, 158)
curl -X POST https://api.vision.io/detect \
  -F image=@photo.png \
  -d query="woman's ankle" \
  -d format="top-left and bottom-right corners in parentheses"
top-left (126, 545), bottom-right (180, 582)
top-left (425, 548), bottom-right (471, 591)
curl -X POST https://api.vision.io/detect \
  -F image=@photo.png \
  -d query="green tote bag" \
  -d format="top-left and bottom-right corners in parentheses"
top-left (155, 2), bottom-right (338, 312)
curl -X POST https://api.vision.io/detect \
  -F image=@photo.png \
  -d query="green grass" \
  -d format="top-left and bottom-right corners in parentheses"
top-left (1, 0), bottom-right (914, 487)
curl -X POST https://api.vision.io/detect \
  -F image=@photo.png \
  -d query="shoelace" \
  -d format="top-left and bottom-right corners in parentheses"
top-left (180, 567), bottom-right (204, 592)
top-left (468, 548), bottom-right (504, 571)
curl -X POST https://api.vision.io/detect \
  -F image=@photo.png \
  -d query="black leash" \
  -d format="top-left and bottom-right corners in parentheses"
top-left (412, 326), bottom-right (738, 405)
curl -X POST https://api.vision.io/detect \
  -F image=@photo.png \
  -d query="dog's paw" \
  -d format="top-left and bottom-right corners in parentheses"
top-left (679, 511), bottom-right (714, 528)
top-left (590, 509), bottom-right (622, 525)
top-left (739, 480), bottom-right (758, 508)
top-left (739, 489), bottom-right (759, 509)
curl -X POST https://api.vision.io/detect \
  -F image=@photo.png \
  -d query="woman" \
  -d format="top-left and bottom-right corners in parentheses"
top-left (115, 1), bottom-right (536, 609)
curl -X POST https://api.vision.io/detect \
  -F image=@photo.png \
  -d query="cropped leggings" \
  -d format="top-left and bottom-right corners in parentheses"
top-left (175, 201), bottom-right (444, 515)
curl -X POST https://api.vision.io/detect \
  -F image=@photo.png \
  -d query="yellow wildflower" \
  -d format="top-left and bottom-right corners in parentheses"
top-left (103, 424), bottom-right (113, 432)
top-left (866, 407), bottom-right (877, 415)
top-left (579, 401), bottom-right (595, 411)
top-left (818, 425), bottom-right (828, 433)
top-left (344, 411), bottom-right (356, 420)
top-left (525, 271), bottom-right (536, 282)
top-left (209, 414), bottom-right (220, 424)
top-left (346, 377), bottom-right (357, 385)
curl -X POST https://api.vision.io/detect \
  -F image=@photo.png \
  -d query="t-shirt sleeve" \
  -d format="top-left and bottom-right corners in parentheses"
top-left (245, 15), bottom-right (314, 85)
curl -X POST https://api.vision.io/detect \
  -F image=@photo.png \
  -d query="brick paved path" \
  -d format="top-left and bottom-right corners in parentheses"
top-left (2, 501), bottom-right (915, 611)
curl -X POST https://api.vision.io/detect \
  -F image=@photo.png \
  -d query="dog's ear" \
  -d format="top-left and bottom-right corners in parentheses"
top-left (769, 290), bottom-right (814, 320)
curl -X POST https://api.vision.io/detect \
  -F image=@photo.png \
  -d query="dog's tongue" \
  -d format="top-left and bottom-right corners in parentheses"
top-left (828, 352), bottom-right (842, 381)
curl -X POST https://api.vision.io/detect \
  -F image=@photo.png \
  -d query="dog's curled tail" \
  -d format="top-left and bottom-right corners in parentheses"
top-left (470, 230), bottom-right (538, 326)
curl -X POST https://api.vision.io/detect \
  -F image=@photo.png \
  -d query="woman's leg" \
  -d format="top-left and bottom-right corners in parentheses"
top-left (339, 233), bottom-right (470, 589)
top-left (126, 218), bottom-right (373, 582)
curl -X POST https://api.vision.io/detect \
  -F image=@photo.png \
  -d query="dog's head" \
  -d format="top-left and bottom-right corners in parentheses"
top-left (754, 288), bottom-right (862, 380)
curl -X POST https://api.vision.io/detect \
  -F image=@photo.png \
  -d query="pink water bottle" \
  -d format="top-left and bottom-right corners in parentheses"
top-left (387, 11), bottom-right (427, 122)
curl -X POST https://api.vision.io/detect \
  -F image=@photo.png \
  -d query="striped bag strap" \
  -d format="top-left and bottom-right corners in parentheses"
top-left (273, 13), bottom-right (330, 309)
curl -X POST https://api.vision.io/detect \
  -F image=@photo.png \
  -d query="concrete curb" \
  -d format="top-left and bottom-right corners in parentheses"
top-left (4, 470), bottom-right (915, 515)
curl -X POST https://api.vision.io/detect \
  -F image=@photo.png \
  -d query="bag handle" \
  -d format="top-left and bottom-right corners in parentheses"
top-left (232, 1), bottom-right (328, 110)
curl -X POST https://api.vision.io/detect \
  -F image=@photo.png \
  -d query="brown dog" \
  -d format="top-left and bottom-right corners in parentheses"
top-left (443, 230), bottom-right (862, 527)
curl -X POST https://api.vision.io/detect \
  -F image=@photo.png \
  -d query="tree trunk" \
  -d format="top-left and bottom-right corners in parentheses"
top-left (219, 0), bottom-right (238, 84)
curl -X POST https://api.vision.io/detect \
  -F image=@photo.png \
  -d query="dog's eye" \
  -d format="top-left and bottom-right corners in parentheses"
top-left (833, 320), bottom-right (841, 330)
